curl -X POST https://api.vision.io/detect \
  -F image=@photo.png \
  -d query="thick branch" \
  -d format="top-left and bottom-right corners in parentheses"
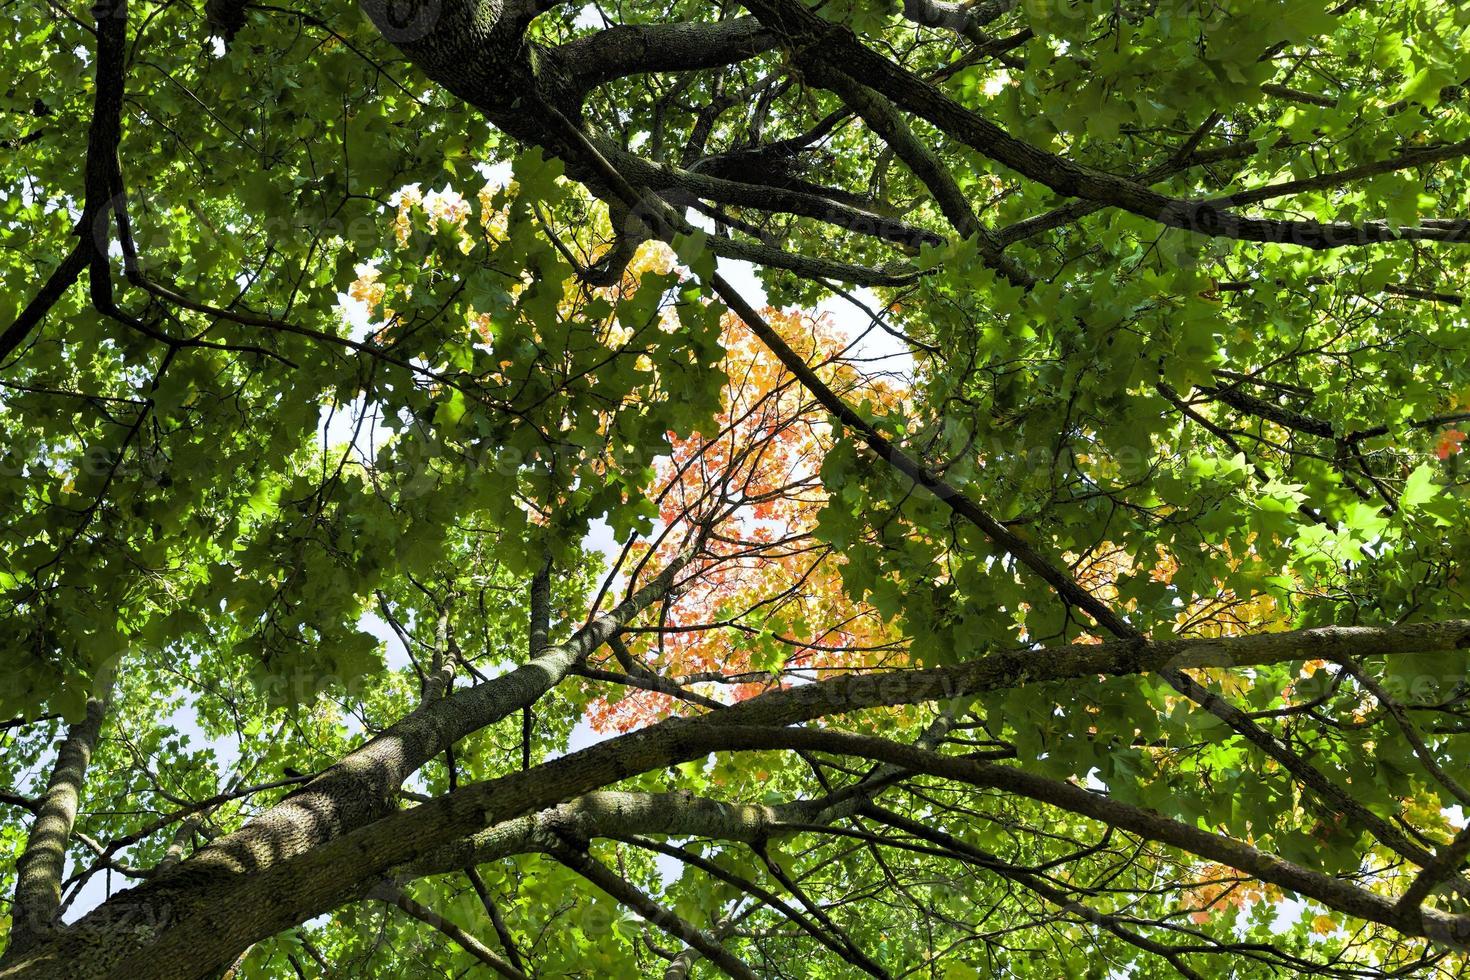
top-left (742, 0), bottom-right (1470, 251)
top-left (613, 147), bottom-right (945, 250)
top-left (380, 885), bottom-right (528, 980)
top-left (31, 620), bottom-right (1470, 980)
top-left (547, 839), bottom-right (760, 980)
top-left (89, 719), bottom-right (1470, 979)
top-left (408, 790), bottom-right (796, 877)
top-left (552, 18), bottom-right (776, 99)
top-left (900, 0), bottom-right (1017, 38)
top-left (0, 0), bottom-right (128, 364)
top-left (182, 555), bottom-right (688, 878)
top-left (2, 696), bottom-right (109, 961)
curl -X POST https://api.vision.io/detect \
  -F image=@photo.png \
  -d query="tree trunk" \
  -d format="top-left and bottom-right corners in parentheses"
top-left (1, 696), bottom-right (109, 963)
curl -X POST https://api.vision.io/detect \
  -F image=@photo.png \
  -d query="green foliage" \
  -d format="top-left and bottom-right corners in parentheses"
top-left (4, 0), bottom-right (1470, 976)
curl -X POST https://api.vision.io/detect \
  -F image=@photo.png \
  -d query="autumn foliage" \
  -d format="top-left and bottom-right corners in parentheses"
top-left (589, 305), bottom-right (907, 731)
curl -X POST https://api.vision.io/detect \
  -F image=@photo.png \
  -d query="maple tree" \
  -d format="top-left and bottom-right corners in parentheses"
top-left (590, 305), bottom-right (905, 732)
top-left (3, 0), bottom-right (1470, 978)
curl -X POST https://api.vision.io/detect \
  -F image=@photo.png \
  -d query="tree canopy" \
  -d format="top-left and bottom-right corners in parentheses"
top-left (3, 0), bottom-right (1470, 976)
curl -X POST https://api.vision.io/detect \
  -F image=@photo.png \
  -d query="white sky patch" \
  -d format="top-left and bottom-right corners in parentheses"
top-left (62, 172), bottom-right (923, 918)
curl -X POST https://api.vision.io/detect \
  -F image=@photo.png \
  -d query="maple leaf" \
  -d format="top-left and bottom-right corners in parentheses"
top-left (590, 309), bottom-right (905, 730)
top-left (1436, 428), bottom-right (1466, 460)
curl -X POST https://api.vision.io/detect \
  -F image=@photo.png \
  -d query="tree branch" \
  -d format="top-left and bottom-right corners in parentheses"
top-left (2, 694), bottom-right (110, 961)
top-left (181, 554), bottom-right (690, 878)
top-left (38, 620), bottom-right (1470, 979)
top-left (742, 0), bottom-right (1470, 251)
top-left (546, 838), bottom-right (760, 980)
top-left (379, 884), bottom-right (528, 980)
top-left (551, 18), bottom-right (776, 99)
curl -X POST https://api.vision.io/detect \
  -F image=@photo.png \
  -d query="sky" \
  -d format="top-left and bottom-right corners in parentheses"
top-left (55, 171), bottom-right (914, 922)
top-left (41, 157), bottom-right (1436, 950)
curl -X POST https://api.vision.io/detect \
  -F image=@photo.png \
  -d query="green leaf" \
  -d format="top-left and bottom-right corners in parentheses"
top-left (1401, 463), bottom-right (1440, 511)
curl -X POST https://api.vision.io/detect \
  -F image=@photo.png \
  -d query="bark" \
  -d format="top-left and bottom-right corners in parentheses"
top-left (1202, 383), bottom-right (1338, 438)
top-left (182, 555), bottom-right (687, 879)
top-left (610, 148), bottom-right (944, 250)
top-left (740, 0), bottom-right (1470, 249)
top-left (511, 57), bottom-right (1458, 929)
top-left (405, 790), bottom-right (798, 877)
top-left (527, 551), bottom-right (551, 658)
top-left (650, 172), bottom-right (1430, 880)
top-left (463, 865), bottom-right (526, 972)
top-left (554, 18), bottom-right (776, 99)
top-left (353, 0), bottom-right (776, 180)
top-left (381, 886), bottom-right (528, 980)
top-left (546, 841), bottom-right (759, 980)
top-left (0, 245), bottom-right (88, 364)
top-left (63, 716), bottom-right (1470, 979)
top-left (817, 70), bottom-right (982, 241)
top-left (1, 696), bottom-right (109, 962)
top-left (351, 0), bottom-right (925, 288)
top-left (1, 0), bottom-right (128, 362)
top-left (762, 729), bottom-right (1470, 948)
top-left (660, 910), bottom-right (741, 980)
top-left (11, 619), bottom-right (1468, 979)
top-left (0, 559), bottom-right (686, 978)
top-left (6, 3), bottom-right (1466, 975)
top-left (900, 0), bottom-right (1018, 36)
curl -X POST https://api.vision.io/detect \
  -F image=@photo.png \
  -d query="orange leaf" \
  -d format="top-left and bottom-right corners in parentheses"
top-left (1437, 428), bottom-right (1466, 460)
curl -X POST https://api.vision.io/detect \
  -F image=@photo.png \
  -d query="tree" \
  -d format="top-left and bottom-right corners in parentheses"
top-left (2, 0), bottom-right (1470, 976)
top-left (589, 304), bottom-right (906, 733)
